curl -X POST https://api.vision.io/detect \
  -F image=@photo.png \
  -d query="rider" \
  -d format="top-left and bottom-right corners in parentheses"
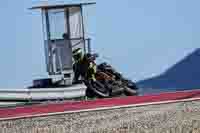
top-left (72, 48), bottom-right (98, 83)
top-left (86, 53), bottom-right (97, 81)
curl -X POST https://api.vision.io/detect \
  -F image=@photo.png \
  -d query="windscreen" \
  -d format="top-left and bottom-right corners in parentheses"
top-left (48, 9), bottom-right (67, 40)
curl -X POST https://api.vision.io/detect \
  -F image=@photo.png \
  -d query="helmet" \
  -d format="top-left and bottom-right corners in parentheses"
top-left (73, 48), bottom-right (82, 56)
top-left (73, 48), bottom-right (82, 60)
top-left (86, 53), bottom-right (99, 61)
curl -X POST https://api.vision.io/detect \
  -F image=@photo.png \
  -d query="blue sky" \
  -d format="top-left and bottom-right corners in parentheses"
top-left (0, 0), bottom-right (199, 88)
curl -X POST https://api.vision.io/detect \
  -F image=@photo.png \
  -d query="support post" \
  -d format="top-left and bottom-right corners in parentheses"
top-left (44, 9), bottom-right (54, 74)
top-left (80, 6), bottom-right (87, 54)
top-left (87, 38), bottom-right (92, 54)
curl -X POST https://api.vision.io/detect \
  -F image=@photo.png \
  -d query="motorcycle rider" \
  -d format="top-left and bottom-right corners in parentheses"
top-left (72, 48), bottom-right (85, 83)
top-left (86, 53), bottom-right (97, 81)
top-left (73, 49), bottom-right (107, 97)
top-left (73, 46), bottom-right (98, 81)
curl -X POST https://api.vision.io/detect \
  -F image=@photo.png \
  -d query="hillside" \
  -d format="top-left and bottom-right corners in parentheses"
top-left (137, 48), bottom-right (200, 94)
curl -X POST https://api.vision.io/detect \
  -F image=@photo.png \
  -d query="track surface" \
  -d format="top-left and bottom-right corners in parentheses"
top-left (0, 89), bottom-right (200, 120)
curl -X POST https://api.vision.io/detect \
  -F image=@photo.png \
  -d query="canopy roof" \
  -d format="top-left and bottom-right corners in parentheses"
top-left (30, 2), bottom-right (96, 10)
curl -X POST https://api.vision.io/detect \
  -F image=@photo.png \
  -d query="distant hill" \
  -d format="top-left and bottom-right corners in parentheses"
top-left (137, 48), bottom-right (200, 94)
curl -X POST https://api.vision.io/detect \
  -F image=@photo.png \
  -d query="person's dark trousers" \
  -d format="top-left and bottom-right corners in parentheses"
top-left (73, 63), bottom-right (81, 83)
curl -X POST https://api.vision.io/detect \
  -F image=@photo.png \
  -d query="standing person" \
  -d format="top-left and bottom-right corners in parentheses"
top-left (72, 48), bottom-right (84, 83)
